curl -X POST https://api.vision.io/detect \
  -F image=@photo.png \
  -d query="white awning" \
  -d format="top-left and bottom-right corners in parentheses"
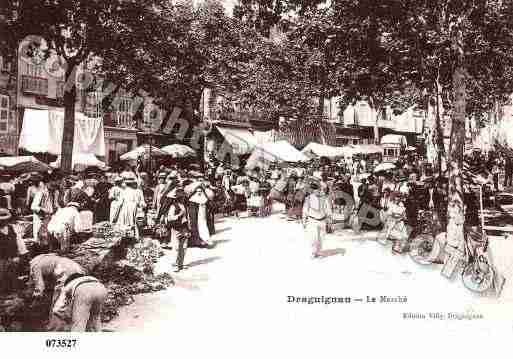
top-left (380, 134), bottom-right (407, 146)
top-left (246, 140), bottom-right (308, 170)
top-left (302, 142), bottom-right (346, 158)
top-left (217, 126), bottom-right (257, 155)
top-left (18, 109), bottom-right (106, 156)
top-left (352, 144), bottom-right (384, 154)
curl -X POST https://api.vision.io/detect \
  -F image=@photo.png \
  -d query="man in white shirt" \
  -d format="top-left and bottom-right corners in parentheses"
top-left (302, 179), bottom-right (333, 259)
top-left (47, 198), bottom-right (83, 254)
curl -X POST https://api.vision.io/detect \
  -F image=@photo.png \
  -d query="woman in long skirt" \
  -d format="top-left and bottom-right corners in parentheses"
top-left (115, 177), bottom-right (146, 239)
top-left (109, 177), bottom-right (124, 223)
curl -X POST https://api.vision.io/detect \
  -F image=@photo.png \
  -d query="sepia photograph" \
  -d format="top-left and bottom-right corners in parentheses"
top-left (1, 0), bottom-right (513, 357)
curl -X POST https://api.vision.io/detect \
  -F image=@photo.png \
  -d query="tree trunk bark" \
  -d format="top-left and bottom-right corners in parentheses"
top-left (446, 65), bottom-right (467, 255)
top-left (434, 81), bottom-right (444, 177)
top-left (60, 63), bottom-right (77, 173)
top-left (369, 97), bottom-right (380, 145)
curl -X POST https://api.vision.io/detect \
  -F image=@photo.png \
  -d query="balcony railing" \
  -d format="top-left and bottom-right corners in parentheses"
top-left (116, 112), bottom-right (137, 129)
top-left (21, 75), bottom-right (48, 96)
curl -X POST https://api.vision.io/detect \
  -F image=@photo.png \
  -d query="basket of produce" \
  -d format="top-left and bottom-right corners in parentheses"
top-left (92, 221), bottom-right (113, 239)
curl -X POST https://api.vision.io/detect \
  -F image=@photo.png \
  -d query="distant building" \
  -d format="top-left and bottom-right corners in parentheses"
top-left (0, 55), bottom-right (17, 156)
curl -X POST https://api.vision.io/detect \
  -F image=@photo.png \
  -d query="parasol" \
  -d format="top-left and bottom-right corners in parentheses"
top-left (0, 156), bottom-right (50, 173)
top-left (161, 144), bottom-right (196, 158)
top-left (373, 162), bottom-right (396, 173)
top-left (119, 145), bottom-right (169, 161)
top-left (50, 153), bottom-right (109, 172)
top-left (405, 146), bottom-right (417, 152)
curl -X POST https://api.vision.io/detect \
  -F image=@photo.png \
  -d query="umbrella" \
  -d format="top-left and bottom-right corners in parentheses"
top-left (405, 146), bottom-right (417, 152)
top-left (119, 145), bottom-right (169, 161)
top-left (373, 162), bottom-right (396, 173)
top-left (161, 144), bottom-right (196, 158)
top-left (50, 153), bottom-right (108, 172)
top-left (0, 156), bottom-right (50, 173)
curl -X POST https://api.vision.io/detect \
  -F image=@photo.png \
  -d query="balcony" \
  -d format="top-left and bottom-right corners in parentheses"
top-left (103, 111), bottom-right (137, 129)
top-left (21, 75), bottom-right (48, 96)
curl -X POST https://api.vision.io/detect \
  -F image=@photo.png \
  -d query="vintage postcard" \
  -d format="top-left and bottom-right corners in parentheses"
top-left (1, 0), bottom-right (512, 357)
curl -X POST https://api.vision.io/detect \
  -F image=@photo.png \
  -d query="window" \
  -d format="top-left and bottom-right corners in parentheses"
top-left (0, 95), bottom-right (9, 133)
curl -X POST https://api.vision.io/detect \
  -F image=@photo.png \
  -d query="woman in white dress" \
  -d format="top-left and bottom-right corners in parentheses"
top-left (116, 176), bottom-right (146, 240)
top-left (109, 176), bottom-right (124, 223)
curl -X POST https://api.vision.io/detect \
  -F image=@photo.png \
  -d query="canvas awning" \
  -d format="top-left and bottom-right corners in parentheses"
top-left (302, 142), bottom-right (345, 158)
top-left (381, 134), bottom-right (407, 146)
top-left (352, 144), bottom-right (383, 154)
top-left (216, 126), bottom-right (257, 155)
top-left (18, 109), bottom-right (106, 156)
top-left (245, 140), bottom-right (308, 170)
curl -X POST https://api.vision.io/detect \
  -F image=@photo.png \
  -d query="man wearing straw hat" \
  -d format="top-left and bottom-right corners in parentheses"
top-left (302, 177), bottom-right (333, 259)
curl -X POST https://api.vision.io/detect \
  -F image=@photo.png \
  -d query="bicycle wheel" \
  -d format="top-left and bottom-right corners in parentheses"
top-left (409, 234), bottom-right (440, 265)
top-left (461, 256), bottom-right (494, 293)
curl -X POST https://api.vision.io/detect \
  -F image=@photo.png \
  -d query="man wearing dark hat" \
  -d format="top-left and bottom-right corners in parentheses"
top-left (163, 185), bottom-right (189, 271)
top-left (302, 178), bottom-right (333, 259)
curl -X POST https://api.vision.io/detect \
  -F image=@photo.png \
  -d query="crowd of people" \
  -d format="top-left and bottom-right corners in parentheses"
top-left (0, 146), bottom-right (506, 331)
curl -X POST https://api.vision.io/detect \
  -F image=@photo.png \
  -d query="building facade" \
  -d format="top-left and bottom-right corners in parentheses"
top-left (0, 56), bottom-right (18, 156)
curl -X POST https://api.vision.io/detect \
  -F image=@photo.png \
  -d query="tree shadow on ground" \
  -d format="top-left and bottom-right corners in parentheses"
top-left (212, 239), bottom-right (231, 246)
top-left (214, 227), bottom-right (232, 235)
top-left (317, 248), bottom-right (346, 258)
top-left (186, 256), bottom-right (222, 268)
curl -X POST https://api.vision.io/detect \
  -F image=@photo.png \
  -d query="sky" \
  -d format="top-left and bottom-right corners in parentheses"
top-left (192, 0), bottom-right (237, 15)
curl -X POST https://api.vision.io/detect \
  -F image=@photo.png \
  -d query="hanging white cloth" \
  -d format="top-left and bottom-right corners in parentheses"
top-left (18, 109), bottom-right (105, 156)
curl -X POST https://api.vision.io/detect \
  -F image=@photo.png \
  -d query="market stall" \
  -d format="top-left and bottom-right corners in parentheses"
top-left (50, 153), bottom-right (108, 172)
top-left (245, 140), bottom-right (308, 170)
top-left (161, 144), bottom-right (196, 158)
top-left (0, 156), bottom-right (50, 173)
top-left (301, 142), bottom-right (344, 159)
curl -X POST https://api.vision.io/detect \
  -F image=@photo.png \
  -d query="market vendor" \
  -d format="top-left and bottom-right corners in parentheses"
top-left (52, 272), bottom-right (107, 332)
top-left (28, 249), bottom-right (86, 331)
top-left (47, 191), bottom-right (87, 254)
